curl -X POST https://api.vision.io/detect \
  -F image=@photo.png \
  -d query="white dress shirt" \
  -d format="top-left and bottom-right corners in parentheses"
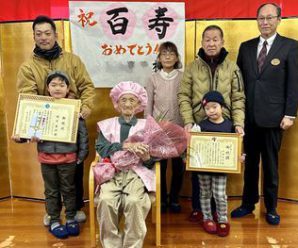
top-left (257, 33), bottom-right (277, 58)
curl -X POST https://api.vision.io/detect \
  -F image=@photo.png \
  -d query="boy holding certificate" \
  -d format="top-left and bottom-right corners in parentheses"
top-left (12, 70), bottom-right (89, 239)
top-left (196, 91), bottom-right (234, 237)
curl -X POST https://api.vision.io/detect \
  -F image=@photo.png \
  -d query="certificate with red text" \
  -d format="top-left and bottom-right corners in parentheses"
top-left (13, 94), bottom-right (81, 143)
top-left (186, 132), bottom-right (242, 174)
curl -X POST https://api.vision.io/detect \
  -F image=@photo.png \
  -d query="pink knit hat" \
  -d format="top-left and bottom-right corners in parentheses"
top-left (110, 81), bottom-right (148, 114)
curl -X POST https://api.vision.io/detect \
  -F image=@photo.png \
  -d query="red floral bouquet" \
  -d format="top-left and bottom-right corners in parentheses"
top-left (111, 115), bottom-right (187, 169)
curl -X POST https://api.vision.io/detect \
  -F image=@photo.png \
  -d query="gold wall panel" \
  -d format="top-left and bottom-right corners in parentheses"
top-left (0, 24), bottom-right (10, 198)
top-left (0, 71), bottom-right (10, 198)
top-left (185, 21), bottom-right (196, 66)
top-left (63, 21), bottom-right (72, 53)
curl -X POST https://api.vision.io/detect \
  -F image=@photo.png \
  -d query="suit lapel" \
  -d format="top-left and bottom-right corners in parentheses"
top-left (260, 34), bottom-right (283, 74)
top-left (249, 38), bottom-right (259, 76)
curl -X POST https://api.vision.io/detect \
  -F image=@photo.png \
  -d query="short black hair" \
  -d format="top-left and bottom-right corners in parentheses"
top-left (257, 3), bottom-right (281, 17)
top-left (32, 15), bottom-right (56, 32)
top-left (156, 41), bottom-right (182, 70)
top-left (46, 70), bottom-right (70, 86)
top-left (202, 25), bottom-right (224, 39)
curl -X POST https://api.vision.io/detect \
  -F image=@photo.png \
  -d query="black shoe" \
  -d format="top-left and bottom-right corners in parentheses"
top-left (169, 202), bottom-right (181, 213)
top-left (231, 205), bottom-right (255, 218)
top-left (265, 211), bottom-right (280, 225)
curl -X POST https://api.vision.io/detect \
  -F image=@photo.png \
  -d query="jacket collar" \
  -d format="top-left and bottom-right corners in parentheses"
top-left (198, 47), bottom-right (228, 66)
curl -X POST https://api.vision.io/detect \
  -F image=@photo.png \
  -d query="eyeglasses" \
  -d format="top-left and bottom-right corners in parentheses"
top-left (257, 16), bottom-right (279, 22)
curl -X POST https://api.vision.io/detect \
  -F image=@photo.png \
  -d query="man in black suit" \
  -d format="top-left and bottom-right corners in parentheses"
top-left (231, 3), bottom-right (298, 225)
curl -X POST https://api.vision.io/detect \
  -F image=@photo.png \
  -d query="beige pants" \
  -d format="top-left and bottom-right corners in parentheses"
top-left (97, 170), bottom-right (151, 248)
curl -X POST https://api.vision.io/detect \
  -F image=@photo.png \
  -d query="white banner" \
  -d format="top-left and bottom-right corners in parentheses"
top-left (69, 1), bottom-right (185, 87)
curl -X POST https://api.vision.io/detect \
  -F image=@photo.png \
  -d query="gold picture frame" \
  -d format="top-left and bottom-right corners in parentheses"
top-left (186, 132), bottom-right (242, 174)
top-left (13, 94), bottom-right (81, 143)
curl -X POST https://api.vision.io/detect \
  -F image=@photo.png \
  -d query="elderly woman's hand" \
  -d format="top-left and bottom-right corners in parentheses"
top-left (123, 142), bottom-right (150, 161)
top-left (134, 144), bottom-right (150, 161)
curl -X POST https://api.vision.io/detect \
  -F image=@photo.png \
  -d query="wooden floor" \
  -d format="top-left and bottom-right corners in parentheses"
top-left (0, 198), bottom-right (298, 248)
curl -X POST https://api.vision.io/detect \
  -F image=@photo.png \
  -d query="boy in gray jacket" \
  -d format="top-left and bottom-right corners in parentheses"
top-left (12, 70), bottom-right (89, 239)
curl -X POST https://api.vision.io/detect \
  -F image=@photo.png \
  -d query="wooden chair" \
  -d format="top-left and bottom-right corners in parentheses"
top-left (89, 153), bottom-right (161, 247)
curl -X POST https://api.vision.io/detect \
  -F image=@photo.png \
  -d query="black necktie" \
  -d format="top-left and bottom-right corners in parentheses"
top-left (257, 40), bottom-right (267, 72)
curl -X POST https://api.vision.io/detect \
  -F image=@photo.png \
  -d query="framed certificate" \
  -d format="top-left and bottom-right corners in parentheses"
top-left (13, 94), bottom-right (81, 143)
top-left (186, 132), bottom-right (242, 174)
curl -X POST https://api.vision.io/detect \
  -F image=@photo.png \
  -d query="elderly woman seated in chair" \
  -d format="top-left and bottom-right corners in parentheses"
top-left (95, 81), bottom-right (155, 248)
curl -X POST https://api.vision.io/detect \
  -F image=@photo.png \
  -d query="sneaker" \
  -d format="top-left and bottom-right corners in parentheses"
top-left (265, 212), bottom-right (280, 225)
top-left (43, 214), bottom-right (51, 226)
top-left (217, 222), bottom-right (230, 237)
top-left (202, 220), bottom-right (217, 234)
top-left (75, 210), bottom-right (86, 223)
top-left (66, 220), bottom-right (80, 236)
top-left (49, 222), bottom-right (68, 239)
top-left (231, 205), bottom-right (255, 218)
top-left (188, 210), bottom-right (203, 222)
